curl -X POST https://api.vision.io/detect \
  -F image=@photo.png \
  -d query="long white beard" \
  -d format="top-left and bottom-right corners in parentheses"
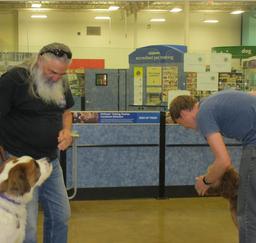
top-left (32, 67), bottom-right (66, 107)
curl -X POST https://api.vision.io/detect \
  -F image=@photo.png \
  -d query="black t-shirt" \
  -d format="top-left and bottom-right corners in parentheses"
top-left (0, 67), bottom-right (74, 159)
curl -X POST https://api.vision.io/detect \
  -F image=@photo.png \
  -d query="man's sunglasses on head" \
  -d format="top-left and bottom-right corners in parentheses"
top-left (40, 48), bottom-right (72, 59)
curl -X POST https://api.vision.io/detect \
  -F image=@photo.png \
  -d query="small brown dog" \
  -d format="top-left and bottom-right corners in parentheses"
top-left (0, 156), bottom-right (52, 243)
top-left (0, 146), bottom-right (52, 243)
top-left (207, 166), bottom-right (239, 228)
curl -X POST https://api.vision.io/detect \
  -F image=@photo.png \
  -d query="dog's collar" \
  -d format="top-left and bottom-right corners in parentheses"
top-left (0, 193), bottom-right (21, 205)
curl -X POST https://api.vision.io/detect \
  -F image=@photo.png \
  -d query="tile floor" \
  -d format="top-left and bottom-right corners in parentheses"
top-left (37, 197), bottom-right (238, 243)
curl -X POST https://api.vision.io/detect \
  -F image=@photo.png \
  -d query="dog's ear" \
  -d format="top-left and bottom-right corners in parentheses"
top-left (5, 165), bottom-right (31, 196)
top-left (0, 180), bottom-right (8, 193)
top-left (0, 146), bottom-right (7, 164)
top-left (220, 167), bottom-right (239, 199)
top-left (206, 167), bottom-right (239, 198)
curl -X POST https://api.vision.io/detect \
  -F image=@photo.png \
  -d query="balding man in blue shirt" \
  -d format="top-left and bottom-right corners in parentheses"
top-left (169, 90), bottom-right (256, 243)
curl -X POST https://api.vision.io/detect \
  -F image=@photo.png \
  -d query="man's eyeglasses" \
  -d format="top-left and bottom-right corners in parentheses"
top-left (40, 48), bottom-right (72, 59)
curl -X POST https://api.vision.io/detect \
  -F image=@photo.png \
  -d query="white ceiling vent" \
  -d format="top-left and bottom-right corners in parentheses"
top-left (86, 26), bottom-right (101, 36)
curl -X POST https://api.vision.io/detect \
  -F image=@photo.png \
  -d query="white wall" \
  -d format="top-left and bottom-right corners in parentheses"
top-left (0, 11), bottom-right (18, 51)
top-left (189, 12), bottom-right (241, 53)
top-left (18, 10), bottom-right (135, 68)
top-left (0, 9), bottom-right (241, 68)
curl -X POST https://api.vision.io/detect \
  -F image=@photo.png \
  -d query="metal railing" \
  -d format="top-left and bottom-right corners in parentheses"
top-left (67, 131), bottom-right (80, 200)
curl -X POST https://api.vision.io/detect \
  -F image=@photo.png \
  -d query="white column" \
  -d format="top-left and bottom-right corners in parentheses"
top-left (133, 11), bottom-right (138, 49)
top-left (108, 18), bottom-right (112, 44)
top-left (184, 0), bottom-right (190, 49)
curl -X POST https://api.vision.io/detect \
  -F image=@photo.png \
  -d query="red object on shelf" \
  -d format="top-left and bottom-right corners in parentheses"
top-left (69, 59), bottom-right (105, 69)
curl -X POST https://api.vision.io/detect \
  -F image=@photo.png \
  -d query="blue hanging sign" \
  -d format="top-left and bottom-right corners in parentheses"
top-left (129, 45), bottom-right (187, 64)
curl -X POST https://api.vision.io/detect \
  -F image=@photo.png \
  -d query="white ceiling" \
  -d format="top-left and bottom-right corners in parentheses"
top-left (0, 1), bottom-right (255, 14)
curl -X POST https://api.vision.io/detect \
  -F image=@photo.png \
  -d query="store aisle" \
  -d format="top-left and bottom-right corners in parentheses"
top-left (38, 197), bottom-right (238, 243)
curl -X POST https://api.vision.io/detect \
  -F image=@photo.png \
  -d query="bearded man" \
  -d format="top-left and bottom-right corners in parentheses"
top-left (0, 43), bottom-right (74, 243)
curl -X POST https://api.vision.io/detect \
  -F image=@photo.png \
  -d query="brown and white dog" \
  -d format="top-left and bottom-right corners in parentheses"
top-left (0, 155), bottom-right (52, 243)
top-left (207, 166), bottom-right (239, 228)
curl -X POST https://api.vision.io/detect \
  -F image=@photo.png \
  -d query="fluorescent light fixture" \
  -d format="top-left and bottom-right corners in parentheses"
top-left (32, 3), bottom-right (41, 8)
top-left (203, 19), bottom-right (219, 23)
top-left (142, 9), bottom-right (168, 12)
top-left (108, 6), bottom-right (119, 11)
top-left (170, 7), bottom-right (182, 13)
top-left (150, 18), bottom-right (166, 22)
top-left (94, 16), bottom-right (111, 20)
top-left (91, 9), bottom-right (109, 12)
top-left (230, 10), bottom-right (245, 15)
top-left (31, 14), bottom-right (47, 18)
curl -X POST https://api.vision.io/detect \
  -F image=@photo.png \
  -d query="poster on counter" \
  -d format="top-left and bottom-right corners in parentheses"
top-left (197, 72), bottom-right (218, 91)
top-left (99, 112), bottom-right (160, 123)
top-left (184, 53), bottom-right (207, 72)
top-left (72, 112), bottom-right (160, 124)
top-left (146, 66), bottom-right (162, 86)
top-left (133, 66), bottom-right (143, 105)
top-left (210, 53), bottom-right (232, 72)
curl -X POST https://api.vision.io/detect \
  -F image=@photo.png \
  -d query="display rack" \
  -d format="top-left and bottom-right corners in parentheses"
top-left (0, 52), bottom-right (34, 75)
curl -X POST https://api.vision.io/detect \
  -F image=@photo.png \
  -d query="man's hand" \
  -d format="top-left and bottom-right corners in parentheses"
top-left (195, 175), bottom-right (210, 196)
top-left (57, 129), bottom-right (73, 151)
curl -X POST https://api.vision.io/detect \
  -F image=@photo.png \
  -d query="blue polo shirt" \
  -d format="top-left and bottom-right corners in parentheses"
top-left (197, 90), bottom-right (256, 145)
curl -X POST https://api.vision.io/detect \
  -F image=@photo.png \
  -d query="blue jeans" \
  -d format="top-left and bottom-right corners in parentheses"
top-left (238, 145), bottom-right (256, 243)
top-left (24, 158), bottom-right (71, 243)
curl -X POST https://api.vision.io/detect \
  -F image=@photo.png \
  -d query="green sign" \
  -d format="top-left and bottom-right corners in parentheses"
top-left (212, 46), bottom-right (256, 59)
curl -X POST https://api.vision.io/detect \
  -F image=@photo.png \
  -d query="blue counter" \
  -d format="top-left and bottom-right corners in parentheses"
top-left (66, 123), bottom-right (160, 188)
top-left (165, 125), bottom-right (241, 186)
top-left (66, 117), bottom-right (242, 200)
